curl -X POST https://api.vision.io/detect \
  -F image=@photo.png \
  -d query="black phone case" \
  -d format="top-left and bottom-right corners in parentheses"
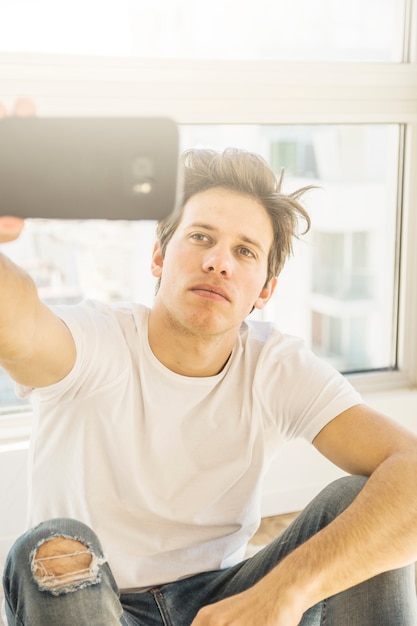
top-left (0, 117), bottom-right (180, 221)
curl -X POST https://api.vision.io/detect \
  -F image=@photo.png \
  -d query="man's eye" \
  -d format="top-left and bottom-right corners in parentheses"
top-left (191, 233), bottom-right (209, 242)
top-left (239, 247), bottom-right (254, 258)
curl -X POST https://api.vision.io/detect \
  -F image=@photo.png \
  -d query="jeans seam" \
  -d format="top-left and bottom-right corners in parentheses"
top-left (321, 597), bottom-right (328, 625)
top-left (151, 588), bottom-right (173, 626)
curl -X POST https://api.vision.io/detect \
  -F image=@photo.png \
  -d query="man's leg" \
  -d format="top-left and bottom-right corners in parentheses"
top-left (308, 562), bottom-right (417, 626)
top-left (3, 518), bottom-right (124, 626)
top-left (157, 476), bottom-right (416, 625)
top-left (244, 475), bottom-right (416, 625)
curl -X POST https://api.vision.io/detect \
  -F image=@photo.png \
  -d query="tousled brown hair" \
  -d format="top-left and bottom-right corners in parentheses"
top-left (156, 148), bottom-right (313, 283)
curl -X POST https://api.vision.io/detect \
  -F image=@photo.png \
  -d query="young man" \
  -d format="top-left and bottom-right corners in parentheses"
top-left (1, 101), bottom-right (417, 625)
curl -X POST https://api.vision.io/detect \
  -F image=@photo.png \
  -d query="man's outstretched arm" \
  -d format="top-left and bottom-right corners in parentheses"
top-left (0, 239), bottom-right (76, 388)
top-left (0, 100), bottom-right (76, 388)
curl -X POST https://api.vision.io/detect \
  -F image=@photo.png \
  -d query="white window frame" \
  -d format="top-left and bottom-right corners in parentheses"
top-left (0, 22), bottom-right (417, 430)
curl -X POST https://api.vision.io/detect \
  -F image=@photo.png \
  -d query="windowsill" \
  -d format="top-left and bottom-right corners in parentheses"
top-left (346, 370), bottom-right (417, 395)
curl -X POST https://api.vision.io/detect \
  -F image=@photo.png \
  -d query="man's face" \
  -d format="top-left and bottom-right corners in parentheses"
top-left (151, 187), bottom-right (277, 339)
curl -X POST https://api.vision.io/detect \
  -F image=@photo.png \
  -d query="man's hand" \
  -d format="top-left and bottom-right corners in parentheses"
top-left (0, 216), bottom-right (24, 243)
top-left (191, 585), bottom-right (303, 626)
top-left (0, 97), bottom-right (36, 119)
top-left (0, 97), bottom-right (36, 243)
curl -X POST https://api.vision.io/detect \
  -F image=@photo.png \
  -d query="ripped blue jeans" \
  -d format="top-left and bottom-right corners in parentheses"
top-left (3, 476), bottom-right (417, 625)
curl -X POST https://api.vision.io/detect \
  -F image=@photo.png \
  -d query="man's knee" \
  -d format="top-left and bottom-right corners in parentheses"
top-left (7, 518), bottom-right (108, 596)
top-left (31, 535), bottom-right (100, 592)
top-left (319, 476), bottom-right (367, 518)
top-left (309, 475), bottom-right (368, 526)
top-left (326, 475), bottom-right (368, 507)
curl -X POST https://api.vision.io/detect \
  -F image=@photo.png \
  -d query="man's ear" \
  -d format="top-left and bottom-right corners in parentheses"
top-left (151, 241), bottom-right (164, 278)
top-left (253, 277), bottom-right (278, 310)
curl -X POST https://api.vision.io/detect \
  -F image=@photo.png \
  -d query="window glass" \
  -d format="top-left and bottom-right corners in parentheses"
top-left (180, 124), bottom-right (400, 373)
top-left (0, 0), bottom-right (406, 62)
top-left (0, 123), bottom-right (400, 409)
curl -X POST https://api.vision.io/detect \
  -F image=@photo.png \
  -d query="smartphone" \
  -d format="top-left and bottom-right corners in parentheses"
top-left (0, 117), bottom-right (180, 221)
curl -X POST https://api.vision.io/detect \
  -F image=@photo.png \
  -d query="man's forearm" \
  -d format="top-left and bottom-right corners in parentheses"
top-left (253, 451), bottom-right (417, 618)
top-left (191, 451), bottom-right (417, 626)
top-left (0, 251), bottom-right (39, 361)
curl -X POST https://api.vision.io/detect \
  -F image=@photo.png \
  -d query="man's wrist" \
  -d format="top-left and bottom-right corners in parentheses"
top-left (252, 564), bottom-right (314, 622)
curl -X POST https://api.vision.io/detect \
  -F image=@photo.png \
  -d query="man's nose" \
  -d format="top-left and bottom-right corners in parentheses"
top-left (202, 247), bottom-right (233, 277)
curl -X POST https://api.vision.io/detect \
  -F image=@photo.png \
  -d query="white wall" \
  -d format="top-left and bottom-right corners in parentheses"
top-left (0, 444), bottom-right (29, 625)
top-left (0, 445), bottom-right (28, 562)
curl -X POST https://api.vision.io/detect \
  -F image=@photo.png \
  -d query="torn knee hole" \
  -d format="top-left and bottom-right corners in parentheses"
top-left (31, 536), bottom-right (106, 592)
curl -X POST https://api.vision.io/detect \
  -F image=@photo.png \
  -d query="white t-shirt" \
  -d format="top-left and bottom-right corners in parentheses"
top-left (20, 300), bottom-right (362, 591)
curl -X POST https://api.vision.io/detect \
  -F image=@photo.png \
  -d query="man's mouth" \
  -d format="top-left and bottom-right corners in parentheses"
top-left (190, 284), bottom-right (231, 302)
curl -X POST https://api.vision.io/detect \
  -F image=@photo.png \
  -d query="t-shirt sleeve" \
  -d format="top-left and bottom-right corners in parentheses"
top-left (257, 330), bottom-right (363, 443)
top-left (16, 300), bottom-right (134, 403)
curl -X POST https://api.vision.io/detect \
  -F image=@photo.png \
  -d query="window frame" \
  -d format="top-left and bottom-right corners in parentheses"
top-left (0, 45), bottom-right (417, 406)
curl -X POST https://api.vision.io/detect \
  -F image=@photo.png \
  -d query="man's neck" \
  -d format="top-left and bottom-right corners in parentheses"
top-left (147, 307), bottom-right (237, 377)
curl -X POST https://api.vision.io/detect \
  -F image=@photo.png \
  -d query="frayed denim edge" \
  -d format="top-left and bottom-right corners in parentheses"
top-left (29, 532), bottom-right (108, 597)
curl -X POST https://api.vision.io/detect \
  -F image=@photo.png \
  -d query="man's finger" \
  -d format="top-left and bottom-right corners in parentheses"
top-left (12, 97), bottom-right (37, 117)
top-left (0, 217), bottom-right (25, 243)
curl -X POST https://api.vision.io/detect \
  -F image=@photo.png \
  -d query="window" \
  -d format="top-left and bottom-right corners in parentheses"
top-left (180, 123), bottom-right (400, 375)
top-left (0, 0), bottom-right (406, 61)
top-left (313, 232), bottom-right (375, 301)
top-left (0, 0), bottom-right (416, 411)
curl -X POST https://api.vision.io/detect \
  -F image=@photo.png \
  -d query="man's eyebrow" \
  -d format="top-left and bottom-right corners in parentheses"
top-left (187, 222), bottom-right (268, 255)
top-left (187, 222), bottom-right (216, 232)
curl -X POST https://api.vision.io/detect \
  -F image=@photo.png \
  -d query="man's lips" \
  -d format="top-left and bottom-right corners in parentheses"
top-left (190, 284), bottom-right (231, 302)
